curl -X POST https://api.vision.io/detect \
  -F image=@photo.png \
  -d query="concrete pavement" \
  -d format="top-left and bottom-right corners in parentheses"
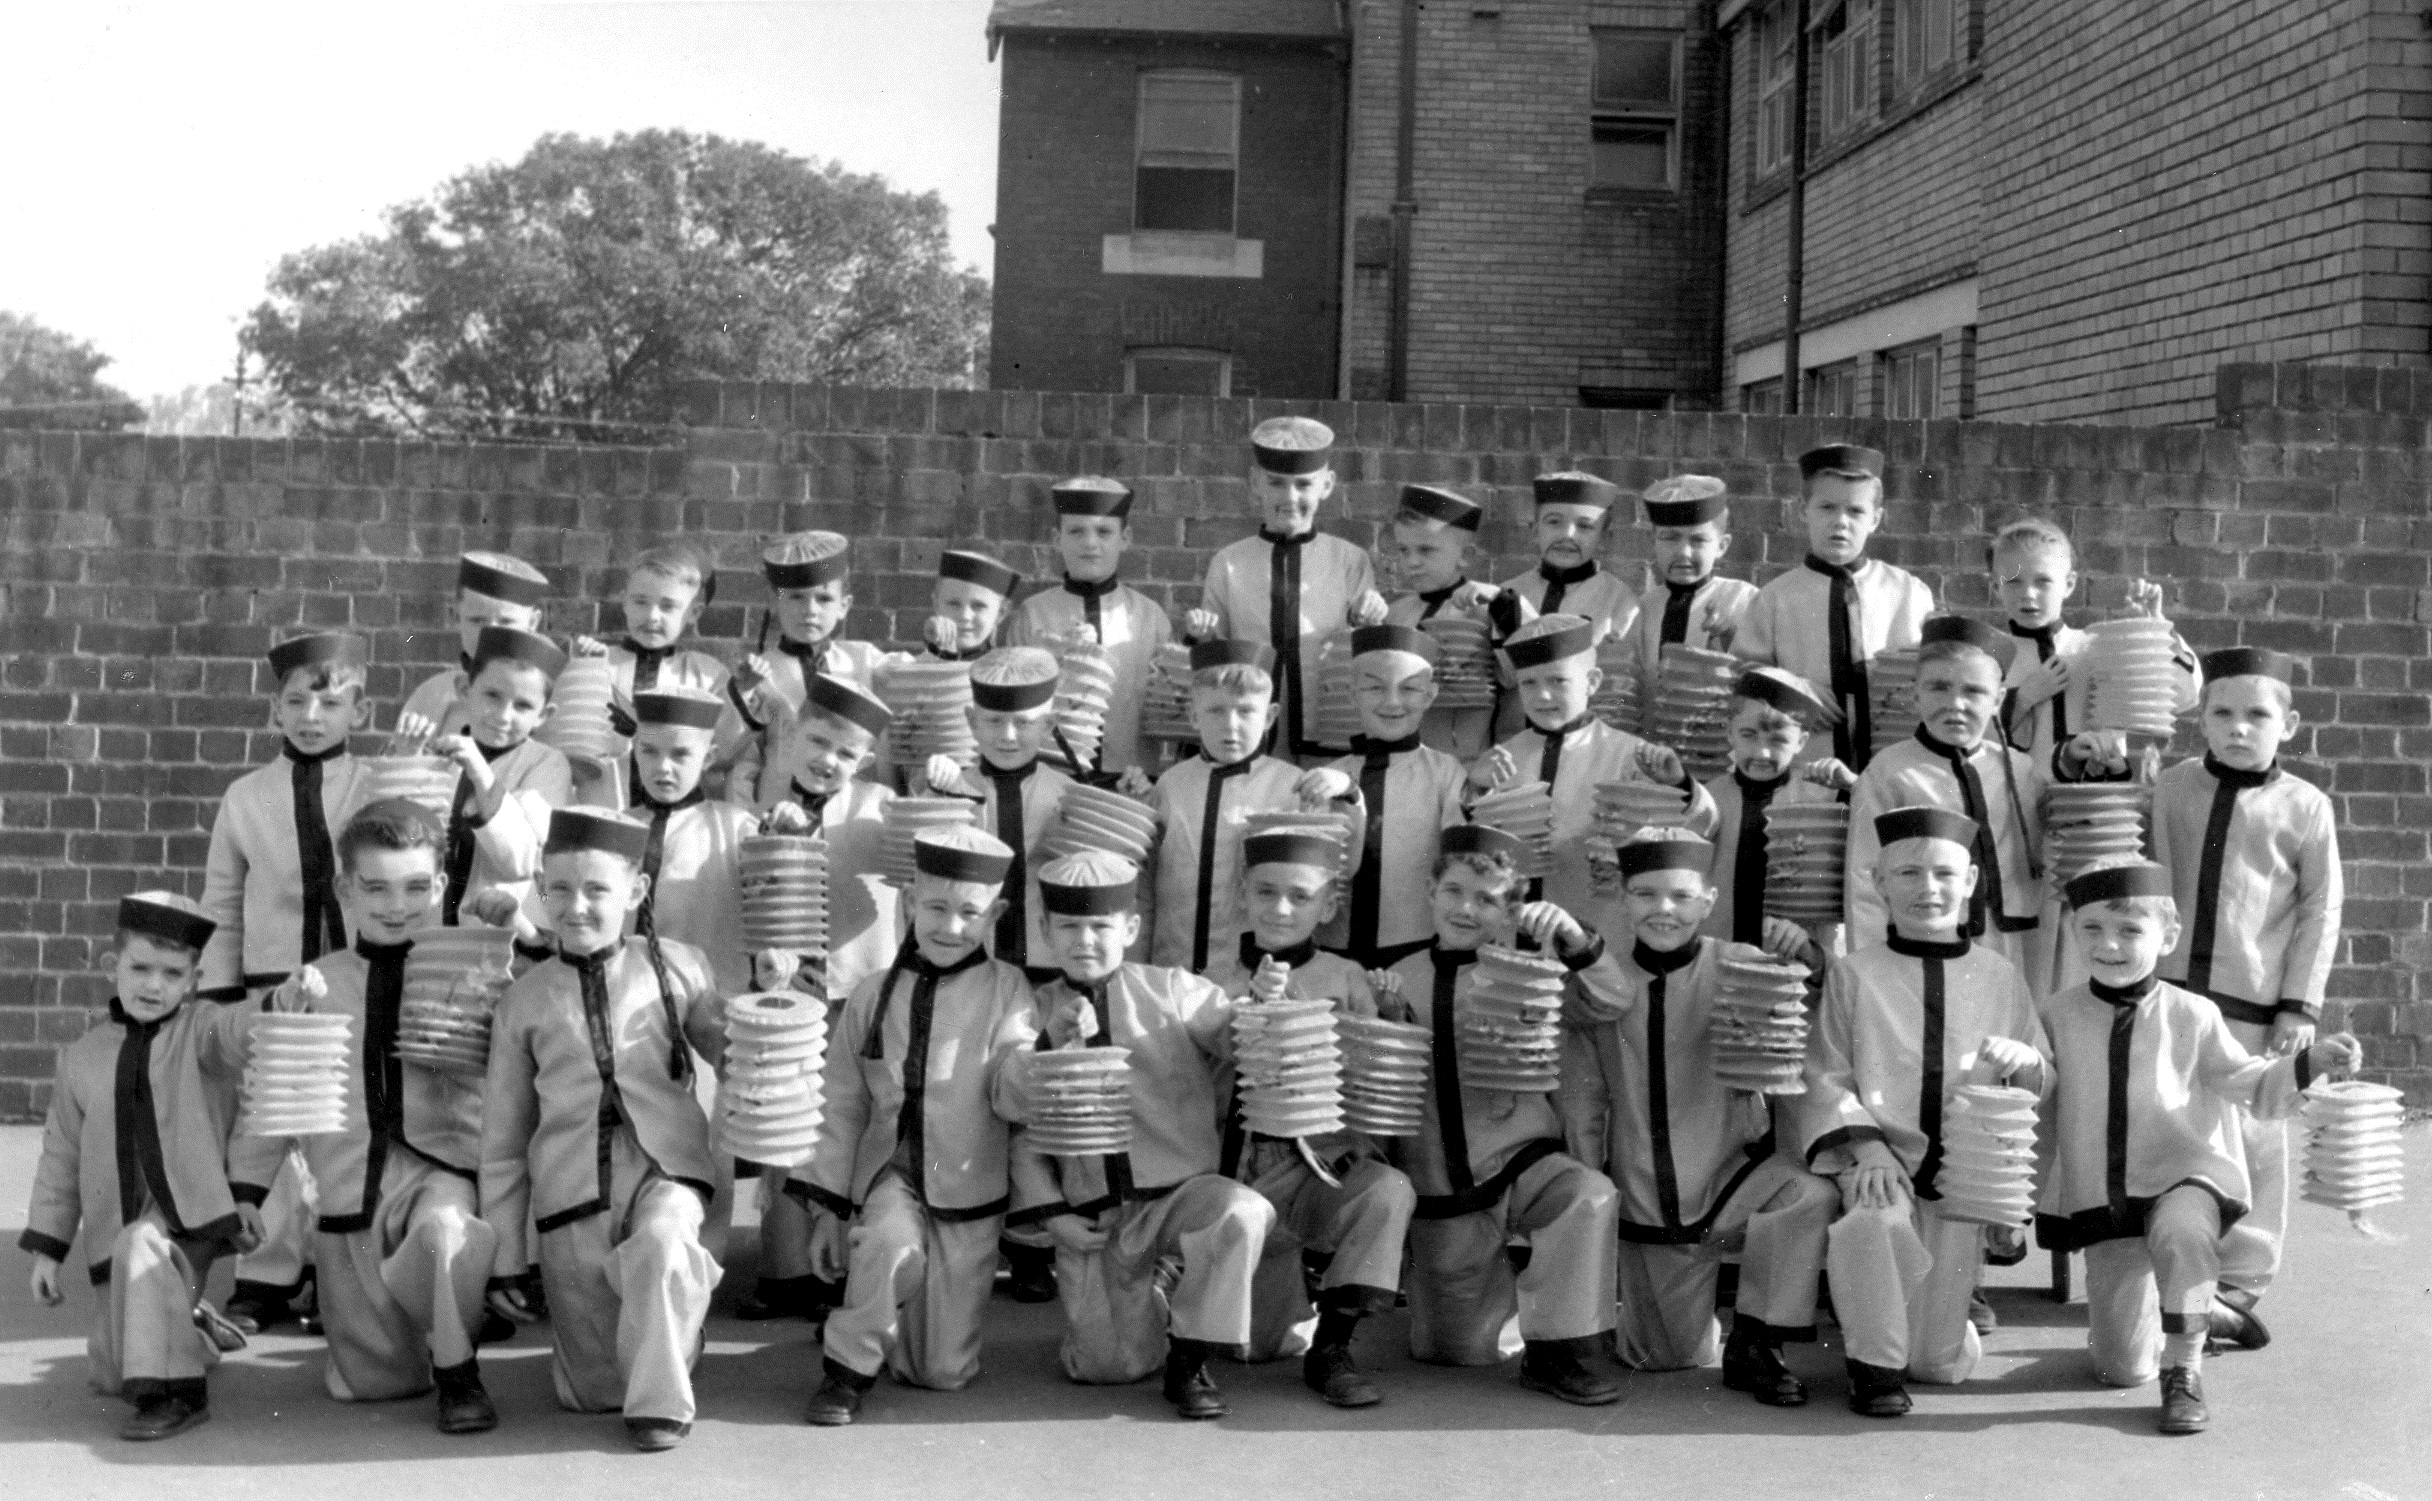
top-left (2, 1122), bottom-right (2425, 1501)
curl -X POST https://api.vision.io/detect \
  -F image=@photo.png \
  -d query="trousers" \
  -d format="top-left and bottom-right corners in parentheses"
top-left (1056, 1175), bottom-right (1274, 1385)
top-left (1241, 1148), bottom-right (1415, 1361)
top-left (1825, 1183), bottom-right (1984, 1384)
top-left (92, 1208), bottom-right (222, 1397)
top-left (534, 1134), bottom-right (720, 1424)
top-left (1616, 1157), bottom-right (1835, 1371)
top-left (823, 1170), bottom-right (1003, 1390)
top-left (1406, 1151), bottom-right (1619, 1367)
top-left (315, 1155), bottom-right (495, 1401)
top-left (2082, 1185), bottom-right (2225, 1387)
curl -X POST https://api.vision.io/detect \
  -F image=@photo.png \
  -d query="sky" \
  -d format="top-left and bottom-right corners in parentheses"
top-left (0, 0), bottom-right (1003, 400)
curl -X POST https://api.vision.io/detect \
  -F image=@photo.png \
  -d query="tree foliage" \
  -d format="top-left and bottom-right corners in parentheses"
top-left (242, 130), bottom-right (990, 438)
top-left (0, 311), bottom-right (141, 431)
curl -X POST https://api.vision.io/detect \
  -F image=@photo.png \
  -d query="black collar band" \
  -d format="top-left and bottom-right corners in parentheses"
top-left (2089, 973), bottom-right (2160, 1007)
top-left (1632, 937), bottom-right (1701, 976)
top-left (1538, 558), bottom-right (1596, 586)
top-left (1887, 931), bottom-right (1971, 961)
top-left (2202, 752), bottom-right (2275, 789)
top-left (282, 740), bottom-right (347, 766)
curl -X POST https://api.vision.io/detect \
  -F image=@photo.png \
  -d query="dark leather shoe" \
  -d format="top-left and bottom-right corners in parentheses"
top-left (2206, 1300), bottom-right (2270, 1353)
top-left (1002, 1246), bottom-right (1057, 1305)
top-left (1303, 1343), bottom-right (1381, 1408)
top-left (433, 1361), bottom-right (497, 1435)
top-left (2158, 1365), bottom-right (2208, 1435)
top-left (1845, 1358), bottom-right (1912, 1417)
top-left (476, 1309), bottom-right (519, 1345)
top-left (803, 1361), bottom-right (875, 1427)
top-left (1163, 1340), bottom-right (1228, 1420)
top-left (1967, 1291), bottom-right (1999, 1333)
top-left (1721, 1322), bottom-right (1807, 1407)
top-left (625, 1418), bottom-right (690, 1452)
top-left (1518, 1338), bottom-right (1622, 1407)
top-left (122, 1393), bottom-right (210, 1441)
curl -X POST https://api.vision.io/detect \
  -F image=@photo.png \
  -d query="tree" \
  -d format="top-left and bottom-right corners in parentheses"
top-left (0, 312), bottom-right (141, 431)
top-left (242, 130), bottom-right (991, 438)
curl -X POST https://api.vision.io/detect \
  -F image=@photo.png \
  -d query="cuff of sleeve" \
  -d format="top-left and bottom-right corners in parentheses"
top-left (1560, 933), bottom-right (1607, 972)
top-left (1003, 1204), bottom-right (1076, 1230)
top-left (2275, 998), bottom-right (2318, 1019)
top-left (727, 678), bottom-right (766, 733)
top-left (1805, 1123), bottom-right (1889, 1171)
top-left (782, 1180), bottom-right (858, 1219)
top-left (18, 1229), bottom-right (72, 1261)
top-left (197, 986), bottom-right (247, 1004)
top-left (2294, 1049), bottom-right (2316, 1092)
top-left (484, 1275), bottom-right (520, 1295)
top-left (513, 939), bottom-right (555, 963)
top-left (231, 1182), bottom-right (271, 1208)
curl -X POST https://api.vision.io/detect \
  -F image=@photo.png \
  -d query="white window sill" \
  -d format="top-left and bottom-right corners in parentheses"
top-left (1102, 234), bottom-right (1264, 278)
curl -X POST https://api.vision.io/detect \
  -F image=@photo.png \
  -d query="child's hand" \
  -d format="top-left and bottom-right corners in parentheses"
top-left (1451, 580), bottom-right (1499, 616)
top-left (2016, 653), bottom-right (2069, 708)
top-left (1043, 994), bottom-right (1101, 1050)
top-left (392, 708), bottom-right (438, 750)
top-left (2267, 1011), bottom-right (2318, 1057)
top-left (1248, 955), bottom-right (1291, 1005)
top-left (2308, 1031), bottom-right (2362, 1078)
top-left (29, 1254), bottom-right (62, 1307)
top-left (1469, 745), bottom-right (1518, 792)
top-left (1047, 1212), bottom-right (1107, 1255)
top-left (923, 614), bottom-right (961, 654)
top-left (1700, 603), bottom-right (1736, 655)
top-left (1351, 589), bottom-right (1390, 627)
top-left (486, 1278), bottom-right (541, 1325)
top-left (1972, 1035), bottom-right (2041, 1085)
top-left (1295, 767), bottom-right (1353, 807)
top-left (2060, 728), bottom-right (2130, 779)
top-left (433, 734), bottom-right (495, 790)
top-left (1636, 740), bottom-right (1689, 788)
top-left (1842, 1140), bottom-right (1910, 1210)
top-left (753, 949), bottom-right (803, 993)
top-left (807, 1207), bottom-right (851, 1283)
top-left (1184, 606), bottom-right (1222, 641)
top-left (233, 1203), bottom-right (266, 1255)
top-left (2126, 578), bottom-right (2166, 619)
top-left (734, 653), bottom-right (771, 691)
top-left (762, 802), bottom-right (813, 835)
top-left (1758, 917), bottom-right (1816, 965)
top-left (269, 966), bottom-right (329, 1015)
top-left (1799, 757), bottom-right (1858, 792)
top-left (1516, 901), bottom-right (1590, 958)
top-left (921, 753), bottom-right (969, 797)
top-left (571, 635), bottom-right (610, 659)
top-left (462, 888), bottom-right (522, 930)
top-left (1115, 766), bottom-right (1154, 798)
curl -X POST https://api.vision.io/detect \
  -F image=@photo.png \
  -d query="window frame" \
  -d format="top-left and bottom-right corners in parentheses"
top-left (1817, 0), bottom-right (1879, 142)
top-left (1590, 28), bottom-right (1683, 193)
top-left (1804, 359), bottom-right (1863, 419)
top-left (1894, 0), bottom-right (1957, 90)
top-left (1132, 70), bottom-right (1242, 237)
top-left (1123, 346), bottom-right (1233, 398)
top-left (1754, 4), bottom-right (1796, 179)
top-left (1883, 339), bottom-right (1940, 420)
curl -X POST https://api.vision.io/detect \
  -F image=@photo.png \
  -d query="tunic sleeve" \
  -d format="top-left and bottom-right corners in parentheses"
top-left (19, 1062), bottom-right (85, 1261)
top-left (1841, 766), bottom-right (1895, 947)
top-left (1730, 588), bottom-right (1779, 667)
top-left (2191, 1007), bottom-right (2308, 1121)
top-left (2282, 796), bottom-right (2342, 1014)
top-left (1176, 971), bottom-right (1240, 1063)
top-left (479, 993), bottom-right (542, 1277)
top-left (797, 973), bottom-right (880, 1211)
top-left (1798, 958), bottom-right (1889, 1172)
top-left (197, 798), bottom-right (251, 995)
top-left (985, 971), bottom-right (1042, 1124)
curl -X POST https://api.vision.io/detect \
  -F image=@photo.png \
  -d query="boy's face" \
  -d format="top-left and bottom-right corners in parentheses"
top-left (1872, 836), bottom-right (1977, 940)
top-left (1393, 522), bottom-right (1467, 593)
top-left (1514, 655), bottom-right (1599, 730)
top-left (1430, 862), bottom-right (1519, 950)
top-left (1803, 477), bottom-right (1881, 566)
top-left (1532, 504), bottom-right (1606, 568)
top-left (1652, 520), bottom-right (1730, 587)
top-left (774, 580), bottom-right (852, 645)
top-left (1994, 542), bottom-right (2076, 630)
top-left (1623, 869), bottom-right (1714, 952)
top-left (466, 660), bottom-right (555, 751)
top-left (455, 588), bottom-right (540, 655)
top-left (621, 567), bottom-right (704, 651)
top-left (1192, 686), bottom-right (1277, 765)
top-left (632, 725), bottom-right (714, 804)
top-left (1048, 910), bottom-right (1140, 982)
top-left (344, 845), bottom-right (444, 945)
top-left (1914, 649), bottom-right (2002, 750)
top-left (2202, 676), bottom-right (2298, 772)
top-left (910, 873), bottom-right (1004, 965)
top-left (539, 848), bottom-right (646, 955)
top-left (1252, 466), bottom-right (1334, 536)
top-left (1242, 861), bottom-right (1337, 951)
top-left (1057, 516), bottom-right (1128, 583)
top-left (2074, 901), bottom-right (2180, 990)
top-left (272, 670), bottom-right (370, 756)
top-left (970, 703), bottom-right (1054, 769)
top-left (1354, 655), bottom-right (1437, 740)
top-left (782, 711), bottom-right (876, 796)
top-left (1726, 699), bottom-right (1808, 781)
top-left (113, 934), bottom-right (199, 1023)
top-left (934, 578), bottom-right (1006, 651)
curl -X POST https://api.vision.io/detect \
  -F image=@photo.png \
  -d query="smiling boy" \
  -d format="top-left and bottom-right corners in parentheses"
top-left (1318, 625), bottom-right (1468, 966)
top-left (1007, 476), bottom-right (1176, 778)
top-left (434, 627), bottom-right (574, 930)
top-left (396, 552), bottom-right (552, 743)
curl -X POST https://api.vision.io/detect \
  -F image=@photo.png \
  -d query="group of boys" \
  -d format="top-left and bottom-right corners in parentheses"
top-left (23, 418), bottom-right (2361, 1454)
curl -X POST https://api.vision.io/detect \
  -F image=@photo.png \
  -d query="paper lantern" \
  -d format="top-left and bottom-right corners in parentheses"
top-left (877, 797), bottom-right (980, 887)
top-left (1041, 784), bottom-right (1159, 865)
top-left (356, 755), bottom-right (460, 823)
top-left (1589, 630), bottom-right (1639, 731)
top-left (738, 834), bottom-right (830, 959)
top-left (1930, 1083), bottom-right (2041, 1226)
top-left (874, 658), bottom-right (979, 770)
top-left (2042, 784), bottom-right (2151, 886)
top-left (1025, 1048), bottom-right (1135, 1157)
top-left (1419, 614), bottom-right (1498, 711)
top-left (1762, 801), bottom-right (1851, 928)
top-left (1455, 944), bottom-right (1567, 1091)
top-left (1308, 631), bottom-right (1366, 752)
top-left (537, 655), bottom-right (621, 765)
top-left (1232, 999), bottom-right (1346, 1139)
top-left (1649, 643), bottom-right (1738, 779)
top-left (1868, 648), bottom-right (1920, 746)
top-left (395, 927), bottom-right (512, 1075)
top-left (1048, 636), bottom-right (1117, 775)
top-left (1139, 644), bottom-right (1199, 746)
top-left (2301, 1080), bottom-right (2405, 1217)
top-left (718, 991), bottom-right (829, 1167)
top-left (240, 1012), bottom-right (354, 1136)
top-left (2084, 618), bottom-right (2184, 740)
top-left (1708, 943), bottom-right (1813, 1094)
top-left (1338, 1014), bottom-right (1430, 1136)
top-left (1469, 781), bottom-right (1556, 878)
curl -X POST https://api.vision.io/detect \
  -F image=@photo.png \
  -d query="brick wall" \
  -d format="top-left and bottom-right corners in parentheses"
top-left (6, 370), bottom-right (2432, 1115)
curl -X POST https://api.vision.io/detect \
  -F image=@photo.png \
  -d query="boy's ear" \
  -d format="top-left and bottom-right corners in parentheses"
top-left (628, 869), bottom-right (653, 906)
top-left (347, 696), bottom-right (374, 732)
top-left (1312, 469), bottom-right (1338, 501)
top-left (536, 700), bottom-right (558, 724)
top-left (1259, 701), bottom-right (1281, 732)
top-left (1313, 883), bottom-right (1341, 923)
top-left (1582, 665), bottom-right (1605, 694)
top-left (1118, 910), bottom-right (1144, 948)
top-left (1960, 863), bottom-right (1981, 900)
top-left (2279, 706), bottom-right (2302, 737)
top-left (1714, 532), bottom-right (1733, 558)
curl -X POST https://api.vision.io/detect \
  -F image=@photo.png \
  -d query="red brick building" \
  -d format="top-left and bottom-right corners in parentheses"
top-left (1722, 0), bottom-right (2431, 425)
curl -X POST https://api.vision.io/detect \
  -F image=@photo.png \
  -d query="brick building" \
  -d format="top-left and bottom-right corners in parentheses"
top-left (986, 0), bottom-right (1728, 408)
top-left (1722, 0), bottom-right (2431, 426)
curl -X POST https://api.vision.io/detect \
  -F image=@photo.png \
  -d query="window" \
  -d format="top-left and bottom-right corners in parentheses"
top-left (1805, 360), bottom-right (1862, 417)
top-left (1818, 0), bottom-right (1876, 139)
top-left (1754, 5), bottom-right (1796, 176)
top-left (1579, 385), bottom-right (1672, 410)
top-left (1742, 379), bottom-right (1785, 415)
top-left (1125, 347), bottom-right (1231, 397)
top-left (1591, 31), bottom-right (1681, 190)
top-left (1135, 72), bottom-right (1239, 234)
top-left (1895, 0), bottom-right (1956, 87)
top-left (1884, 340), bottom-right (1939, 419)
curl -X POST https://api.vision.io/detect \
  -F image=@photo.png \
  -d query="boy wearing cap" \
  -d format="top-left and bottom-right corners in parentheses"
top-left (1564, 831), bottom-right (1836, 1403)
top-left (2148, 646), bottom-right (2342, 1349)
top-left (435, 627), bottom-right (574, 932)
top-left (1703, 667), bottom-right (1852, 945)
top-left (23, 893), bottom-right (267, 1440)
top-left (226, 800), bottom-right (501, 1433)
top-left (921, 646), bottom-right (1076, 980)
top-left (196, 631), bottom-right (370, 1328)
top-left (1732, 445), bottom-right (1934, 773)
top-left (924, 549), bottom-right (1022, 664)
top-left (1989, 519), bottom-right (2198, 777)
top-left (1474, 613), bottom-right (1718, 925)
top-left (575, 542), bottom-right (729, 723)
top-left (795, 826), bottom-right (1040, 1424)
top-left (1187, 416), bottom-right (1388, 761)
top-left (1007, 476), bottom-right (1176, 779)
top-left (1380, 825), bottom-right (1624, 1405)
top-left (1500, 473), bottom-right (1638, 643)
top-left (1383, 483), bottom-right (1533, 762)
top-left (1203, 829), bottom-right (1413, 1407)
top-left (1610, 476), bottom-right (1760, 744)
top-left (721, 531), bottom-right (886, 796)
top-left (480, 808), bottom-right (737, 1451)
top-left (2039, 857), bottom-right (2361, 1435)
top-left (1145, 641), bottom-right (1352, 974)
top-left (1319, 625), bottom-right (1468, 968)
top-left (1844, 615), bottom-right (2050, 990)
top-left (624, 687), bottom-right (758, 999)
top-left (1007, 851), bottom-right (1276, 1420)
top-left (1801, 805), bottom-right (2048, 1414)
top-left (397, 552), bottom-right (553, 743)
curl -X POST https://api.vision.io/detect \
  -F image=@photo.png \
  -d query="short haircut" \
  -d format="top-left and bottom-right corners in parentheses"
top-left (2068, 855), bottom-right (2180, 923)
top-left (337, 798), bottom-right (448, 876)
top-left (1728, 693), bottom-right (1812, 735)
top-left (628, 542), bottom-right (715, 601)
top-left (1192, 663), bottom-right (1274, 698)
top-left (1987, 517), bottom-right (2073, 571)
top-left (1430, 849), bottom-right (1523, 904)
top-left (469, 653), bottom-right (557, 700)
top-left (278, 660), bottom-right (369, 697)
top-left (1916, 636), bottom-right (2001, 675)
top-left (1393, 507), bottom-right (1469, 533)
